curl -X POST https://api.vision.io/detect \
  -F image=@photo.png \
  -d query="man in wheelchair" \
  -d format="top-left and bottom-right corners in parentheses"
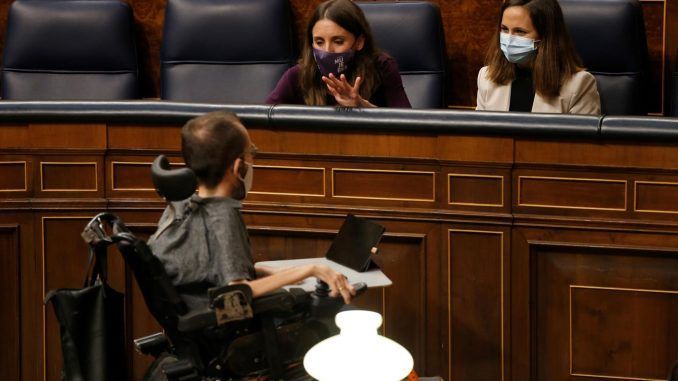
top-left (92, 111), bottom-right (361, 381)
top-left (149, 110), bottom-right (355, 308)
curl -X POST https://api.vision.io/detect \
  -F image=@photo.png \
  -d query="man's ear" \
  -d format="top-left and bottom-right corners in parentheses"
top-left (355, 35), bottom-right (365, 51)
top-left (232, 157), bottom-right (246, 179)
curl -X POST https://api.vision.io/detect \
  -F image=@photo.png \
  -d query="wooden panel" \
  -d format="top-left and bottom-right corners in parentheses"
top-left (249, 129), bottom-right (437, 158)
top-left (438, 136), bottom-right (514, 163)
top-left (448, 173), bottom-right (503, 207)
top-left (0, 161), bottom-right (27, 191)
top-left (40, 162), bottom-right (98, 192)
top-left (377, 233), bottom-right (427, 372)
top-left (251, 165), bottom-right (325, 197)
top-left (42, 216), bottom-right (127, 381)
top-left (448, 229), bottom-right (505, 381)
top-left (571, 286), bottom-right (678, 380)
top-left (107, 156), bottom-right (185, 200)
top-left (0, 124), bottom-right (29, 148)
top-left (108, 125), bottom-right (181, 150)
top-left (111, 161), bottom-right (156, 191)
top-left (515, 140), bottom-right (678, 170)
top-left (634, 181), bottom-right (678, 214)
top-left (0, 226), bottom-right (20, 381)
top-left (332, 168), bottom-right (435, 202)
top-left (517, 176), bottom-right (627, 211)
top-left (28, 124), bottom-right (106, 149)
top-left (532, 243), bottom-right (678, 381)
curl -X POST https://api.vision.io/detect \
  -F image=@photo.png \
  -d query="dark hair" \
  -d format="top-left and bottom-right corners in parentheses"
top-left (484, 0), bottom-right (583, 98)
top-left (299, 0), bottom-right (381, 105)
top-left (181, 111), bottom-right (247, 188)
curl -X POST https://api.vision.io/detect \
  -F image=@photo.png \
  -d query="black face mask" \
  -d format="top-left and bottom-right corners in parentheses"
top-left (313, 47), bottom-right (355, 77)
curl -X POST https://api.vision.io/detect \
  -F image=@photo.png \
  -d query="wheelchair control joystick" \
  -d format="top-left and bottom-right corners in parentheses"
top-left (314, 279), bottom-right (330, 297)
top-left (313, 279), bottom-right (368, 300)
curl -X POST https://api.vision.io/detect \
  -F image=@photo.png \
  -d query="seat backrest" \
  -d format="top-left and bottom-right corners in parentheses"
top-left (356, 1), bottom-right (446, 109)
top-left (161, 0), bottom-right (296, 104)
top-left (1, 0), bottom-right (138, 100)
top-left (559, 0), bottom-right (648, 115)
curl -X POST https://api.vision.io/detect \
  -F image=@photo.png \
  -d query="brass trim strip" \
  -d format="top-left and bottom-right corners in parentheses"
top-left (448, 229), bottom-right (505, 381)
top-left (517, 175), bottom-right (627, 211)
top-left (633, 180), bottom-right (678, 214)
top-left (569, 285), bottom-right (678, 381)
top-left (249, 165), bottom-right (326, 197)
top-left (41, 216), bottom-right (95, 381)
top-left (447, 173), bottom-right (504, 207)
top-left (0, 161), bottom-right (28, 192)
top-left (110, 161), bottom-right (184, 191)
top-left (332, 168), bottom-right (436, 202)
top-left (40, 162), bottom-right (98, 192)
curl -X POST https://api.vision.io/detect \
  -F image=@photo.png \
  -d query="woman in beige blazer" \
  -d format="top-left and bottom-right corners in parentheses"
top-left (476, 0), bottom-right (601, 115)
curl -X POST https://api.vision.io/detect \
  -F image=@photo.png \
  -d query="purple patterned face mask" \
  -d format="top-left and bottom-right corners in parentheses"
top-left (312, 47), bottom-right (355, 77)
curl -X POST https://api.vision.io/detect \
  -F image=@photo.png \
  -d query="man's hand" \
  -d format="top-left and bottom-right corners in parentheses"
top-left (309, 264), bottom-right (355, 304)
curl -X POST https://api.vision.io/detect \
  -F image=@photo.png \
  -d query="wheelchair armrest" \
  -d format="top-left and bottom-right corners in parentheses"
top-left (177, 287), bottom-right (311, 333)
top-left (252, 287), bottom-right (309, 314)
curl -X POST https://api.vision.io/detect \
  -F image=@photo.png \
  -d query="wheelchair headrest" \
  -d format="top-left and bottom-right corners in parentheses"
top-left (151, 155), bottom-right (198, 201)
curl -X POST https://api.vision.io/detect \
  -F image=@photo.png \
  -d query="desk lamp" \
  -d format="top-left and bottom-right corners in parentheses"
top-left (304, 310), bottom-right (413, 381)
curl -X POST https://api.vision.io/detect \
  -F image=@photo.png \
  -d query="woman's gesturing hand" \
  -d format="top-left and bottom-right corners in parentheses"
top-left (322, 73), bottom-right (375, 108)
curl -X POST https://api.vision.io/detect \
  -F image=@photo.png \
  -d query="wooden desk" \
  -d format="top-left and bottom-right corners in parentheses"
top-left (1, 104), bottom-right (677, 381)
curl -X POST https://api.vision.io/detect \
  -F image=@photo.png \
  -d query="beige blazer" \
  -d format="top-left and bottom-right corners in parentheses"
top-left (476, 66), bottom-right (601, 115)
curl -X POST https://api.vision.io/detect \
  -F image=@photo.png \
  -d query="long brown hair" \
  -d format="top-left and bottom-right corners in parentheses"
top-left (299, 0), bottom-right (381, 105)
top-left (485, 0), bottom-right (583, 98)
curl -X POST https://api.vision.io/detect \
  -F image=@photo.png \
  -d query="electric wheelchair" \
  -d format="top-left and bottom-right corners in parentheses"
top-left (81, 155), bottom-right (366, 381)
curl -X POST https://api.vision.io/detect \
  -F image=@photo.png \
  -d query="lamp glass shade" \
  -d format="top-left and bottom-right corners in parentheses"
top-left (303, 310), bottom-right (413, 381)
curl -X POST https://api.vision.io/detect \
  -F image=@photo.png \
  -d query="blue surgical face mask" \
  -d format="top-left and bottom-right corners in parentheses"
top-left (312, 47), bottom-right (354, 77)
top-left (500, 33), bottom-right (538, 64)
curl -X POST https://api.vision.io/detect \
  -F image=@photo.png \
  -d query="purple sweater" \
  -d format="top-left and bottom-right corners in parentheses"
top-left (265, 53), bottom-right (411, 108)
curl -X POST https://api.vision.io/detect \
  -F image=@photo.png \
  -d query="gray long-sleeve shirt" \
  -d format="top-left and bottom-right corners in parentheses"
top-left (148, 194), bottom-right (255, 310)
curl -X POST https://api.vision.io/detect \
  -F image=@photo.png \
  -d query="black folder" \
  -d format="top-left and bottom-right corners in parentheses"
top-left (325, 214), bottom-right (385, 272)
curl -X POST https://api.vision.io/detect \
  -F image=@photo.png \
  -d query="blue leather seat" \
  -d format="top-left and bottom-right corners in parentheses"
top-left (161, 0), bottom-right (296, 104)
top-left (560, 0), bottom-right (649, 115)
top-left (1, 0), bottom-right (138, 100)
top-left (357, 1), bottom-right (446, 109)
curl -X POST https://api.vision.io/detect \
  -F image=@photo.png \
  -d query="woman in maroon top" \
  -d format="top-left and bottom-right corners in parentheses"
top-left (266, 0), bottom-right (411, 108)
